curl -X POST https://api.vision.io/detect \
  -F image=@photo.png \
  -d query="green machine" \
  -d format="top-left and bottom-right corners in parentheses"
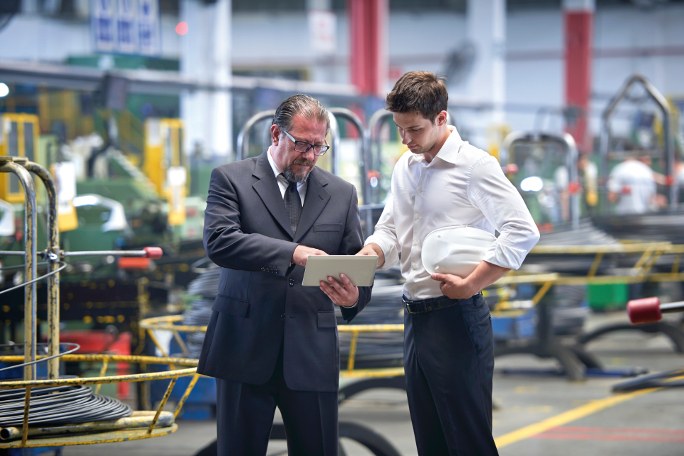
top-left (0, 113), bottom-right (205, 346)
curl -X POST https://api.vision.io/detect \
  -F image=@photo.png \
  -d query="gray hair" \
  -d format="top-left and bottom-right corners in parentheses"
top-left (272, 94), bottom-right (330, 132)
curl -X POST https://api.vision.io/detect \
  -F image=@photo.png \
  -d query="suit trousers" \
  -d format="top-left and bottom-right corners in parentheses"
top-left (215, 347), bottom-right (339, 456)
top-left (403, 293), bottom-right (499, 456)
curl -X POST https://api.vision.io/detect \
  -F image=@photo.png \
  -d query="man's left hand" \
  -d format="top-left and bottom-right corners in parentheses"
top-left (319, 273), bottom-right (359, 308)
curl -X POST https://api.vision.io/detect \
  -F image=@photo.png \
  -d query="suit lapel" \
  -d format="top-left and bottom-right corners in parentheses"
top-left (297, 169), bottom-right (330, 238)
top-left (252, 153), bottom-right (292, 235)
top-left (251, 153), bottom-right (331, 239)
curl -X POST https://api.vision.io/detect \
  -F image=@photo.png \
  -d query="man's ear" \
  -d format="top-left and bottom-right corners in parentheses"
top-left (436, 111), bottom-right (448, 126)
top-left (271, 124), bottom-right (280, 144)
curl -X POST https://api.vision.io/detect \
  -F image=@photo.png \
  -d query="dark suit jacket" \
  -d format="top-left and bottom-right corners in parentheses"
top-left (197, 152), bottom-right (371, 392)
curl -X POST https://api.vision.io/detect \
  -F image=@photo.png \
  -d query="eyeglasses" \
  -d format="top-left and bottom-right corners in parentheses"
top-left (281, 129), bottom-right (330, 156)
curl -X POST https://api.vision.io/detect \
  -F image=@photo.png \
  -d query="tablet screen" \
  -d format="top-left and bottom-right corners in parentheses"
top-left (302, 255), bottom-right (378, 287)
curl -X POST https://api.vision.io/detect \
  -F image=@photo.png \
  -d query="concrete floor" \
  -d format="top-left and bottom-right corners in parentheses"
top-left (19, 311), bottom-right (684, 456)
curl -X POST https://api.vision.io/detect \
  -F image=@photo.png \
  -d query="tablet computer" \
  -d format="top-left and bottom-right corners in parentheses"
top-left (302, 255), bottom-right (378, 287)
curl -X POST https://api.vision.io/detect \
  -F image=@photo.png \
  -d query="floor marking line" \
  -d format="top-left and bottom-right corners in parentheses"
top-left (495, 387), bottom-right (655, 448)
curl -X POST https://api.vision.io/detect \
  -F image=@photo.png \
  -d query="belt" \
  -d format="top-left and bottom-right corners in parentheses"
top-left (402, 294), bottom-right (478, 314)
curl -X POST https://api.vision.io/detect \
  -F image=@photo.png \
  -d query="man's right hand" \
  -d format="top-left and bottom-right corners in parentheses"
top-left (292, 245), bottom-right (327, 267)
top-left (356, 243), bottom-right (385, 268)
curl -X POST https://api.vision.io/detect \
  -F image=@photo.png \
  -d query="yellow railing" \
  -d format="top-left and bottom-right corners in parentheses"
top-left (0, 353), bottom-right (198, 449)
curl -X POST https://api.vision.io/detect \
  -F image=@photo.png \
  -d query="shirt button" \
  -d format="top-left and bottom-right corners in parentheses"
top-left (289, 278), bottom-right (295, 286)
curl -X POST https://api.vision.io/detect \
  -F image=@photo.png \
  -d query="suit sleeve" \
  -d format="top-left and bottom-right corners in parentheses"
top-left (203, 166), bottom-right (296, 276)
top-left (338, 184), bottom-right (372, 322)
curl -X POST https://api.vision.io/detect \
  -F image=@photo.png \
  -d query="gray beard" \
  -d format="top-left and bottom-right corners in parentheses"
top-left (284, 168), bottom-right (310, 184)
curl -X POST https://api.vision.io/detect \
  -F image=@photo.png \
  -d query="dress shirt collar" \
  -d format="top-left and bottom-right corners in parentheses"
top-left (407, 126), bottom-right (464, 167)
top-left (267, 147), bottom-right (307, 198)
top-left (267, 146), bottom-right (283, 179)
top-left (429, 126), bottom-right (464, 165)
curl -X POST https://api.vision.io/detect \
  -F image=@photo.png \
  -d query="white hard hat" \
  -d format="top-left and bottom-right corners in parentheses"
top-left (422, 226), bottom-right (496, 277)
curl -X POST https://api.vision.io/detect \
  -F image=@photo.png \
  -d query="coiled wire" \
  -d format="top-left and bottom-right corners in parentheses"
top-left (0, 257), bottom-right (134, 429)
top-left (180, 264), bottom-right (220, 358)
top-left (0, 384), bottom-right (131, 427)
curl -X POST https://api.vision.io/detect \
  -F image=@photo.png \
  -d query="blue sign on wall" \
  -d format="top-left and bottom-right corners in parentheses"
top-left (92, 0), bottom-right (159, 56)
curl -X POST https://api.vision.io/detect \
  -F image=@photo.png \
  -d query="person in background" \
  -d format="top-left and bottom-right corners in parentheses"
top-left (675, 158), bottom-right (684, 204)
top-left (198, 94), bottom-right (372, 455)
top-left (578, 152), bottom-right (599, 216)
top-left (357, 71), bottom-right (540, 455)
top-left (607, 153), bottom-right (663, 214)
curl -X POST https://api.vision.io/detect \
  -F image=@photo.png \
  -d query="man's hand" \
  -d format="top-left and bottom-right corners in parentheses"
top-left (292, 245), bottom-right (327, 267)
top-left (356, 243), bottom-right (385, 268)
top-left (431, 273), bottom-right (478, 300)
top-left (319, 273), bottom-right (359, 308)
top-left (431, 261), bottom-right (509, 299)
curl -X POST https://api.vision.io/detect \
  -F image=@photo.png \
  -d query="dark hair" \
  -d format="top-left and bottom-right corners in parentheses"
top-left (385, 71), bottom-right (448, 121)
top-left (272, 94), bottom-right (330, 132)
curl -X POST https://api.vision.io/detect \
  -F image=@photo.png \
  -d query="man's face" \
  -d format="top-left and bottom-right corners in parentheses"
top-left (392, 110), bottom-right (446, 158)
top-left (271, 114), bottom-right (327, 183)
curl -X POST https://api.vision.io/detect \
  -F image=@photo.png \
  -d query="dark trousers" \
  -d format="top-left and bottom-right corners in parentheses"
top-left (404, 294), bottom-right (499, 456)
top-left (215, 350), bottom-right (339, 456)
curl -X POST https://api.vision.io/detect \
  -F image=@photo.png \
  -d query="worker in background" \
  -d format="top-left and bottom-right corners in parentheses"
top-left (357, 71), bottom-right (540, 455)
top-left (197, 94), bottom-right (371, 455)
top-left (607, 152), bottom-right (664, 214)
top-left (578, 152), bottom-right (599, 216)
top-left (674, 152), bottom-right (684, 205)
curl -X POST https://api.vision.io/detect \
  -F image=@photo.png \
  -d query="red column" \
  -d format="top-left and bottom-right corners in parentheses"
top-left (348, 0), bottom-right (387, 96)
top-left (564, 4), bottom-right (593, 152)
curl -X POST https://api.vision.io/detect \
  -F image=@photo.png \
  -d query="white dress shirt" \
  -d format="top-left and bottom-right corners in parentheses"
top-left (365, 127), bottom-right (540, 300)
top-left (267, 147), bottom-right (306, 204)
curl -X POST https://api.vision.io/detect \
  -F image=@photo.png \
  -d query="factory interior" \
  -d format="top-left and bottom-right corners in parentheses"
top-left (1, 0), bottom-right (684, 454)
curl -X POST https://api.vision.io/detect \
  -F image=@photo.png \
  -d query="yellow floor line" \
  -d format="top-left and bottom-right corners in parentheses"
top-left (495, 387), bottom-right (656, 448)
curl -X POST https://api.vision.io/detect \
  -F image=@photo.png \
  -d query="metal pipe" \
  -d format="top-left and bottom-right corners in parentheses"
top-left (0, 411), bottom-right (175, 442)
top-left (0, 158), bottom-right (37, 381)
top-left (171, 373), bottom-right (201, 420)
top-left (236, 110), bottom-right (275, 161)
top-left (23, 161), bottom-right (61, 378)
top-left (328, 107), bottom-right (369, 205)
top-left (148, 377), bottom-right (178, 435)
top-left (326, 111), bottom-right (340, 176)
top-left (62, 248), bottom-right (161, 257)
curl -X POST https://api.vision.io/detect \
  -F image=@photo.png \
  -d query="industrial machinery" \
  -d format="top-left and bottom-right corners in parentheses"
top-left (0, 112), bottom-right (206, 347)
top-left (0, 155), bottom-right (199, 451)
top-left (611, 296), bottom-right (684, 393)
top-left (592, 74), bottom-right (684, 243)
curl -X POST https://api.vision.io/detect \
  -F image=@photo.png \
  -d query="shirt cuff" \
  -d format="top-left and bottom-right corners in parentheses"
top-left (342, 299), bottom-right (358, 308)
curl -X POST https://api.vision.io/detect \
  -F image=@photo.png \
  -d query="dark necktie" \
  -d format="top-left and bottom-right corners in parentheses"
top-left (284, 179), bottom-right (302, 233)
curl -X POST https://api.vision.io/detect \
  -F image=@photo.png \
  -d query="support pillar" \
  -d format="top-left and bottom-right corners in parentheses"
top-left (465, 0), bottom-right (506, 151)
top-left (348, 0), bottom-right (387, 96)
top-left (564, 0), bottom-right (594, 153)
top-left (180, 0), bottom-right (232, 158)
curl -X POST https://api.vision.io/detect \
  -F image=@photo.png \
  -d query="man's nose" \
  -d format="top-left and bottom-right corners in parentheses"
top-left (301, 147), bottom-right (316, 159)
